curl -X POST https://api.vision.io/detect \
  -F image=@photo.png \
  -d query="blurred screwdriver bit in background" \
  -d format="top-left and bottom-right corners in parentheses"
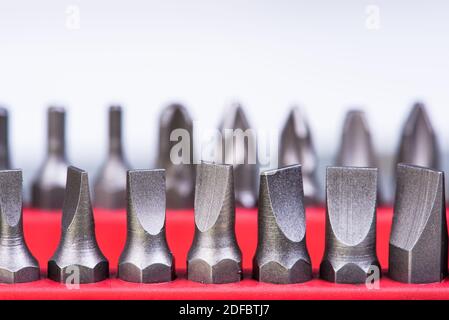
top-left (0, 107), bottom-right (11, 170)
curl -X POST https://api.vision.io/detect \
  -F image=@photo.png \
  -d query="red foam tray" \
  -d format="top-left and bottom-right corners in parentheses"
top-left (0, 207), bottom-right (448, 300)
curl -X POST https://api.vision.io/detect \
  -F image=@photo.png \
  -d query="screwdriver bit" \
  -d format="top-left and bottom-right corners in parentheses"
top-left (253, 165), bottom-right (312, 284)
top-left (94, 106), bottom-right (130, 209)
top-left (279, 106), bottom-right (320, 205)
top-left (389, 163), bottom-right (447, 283)
top-left (118, 169), bottom-right (175, 283)
top-left (397, 102), bottom-right (440, 169)
top-left (187, 162), bottom-right (242, 284)
top-left (32, 107), bottom-right (69, 209)
top-left (48, 166), bottom-right (109, 283)
top-left (219, 103), bottom-right (258, 208)
top-left (0, 107), bottom-right (11, 169)
top-left (0, 170), bottom-right (40, 283)
top-left (320, 166), bottom-right (380, 284)
top-left (157, 103), bottom-right (195, 209)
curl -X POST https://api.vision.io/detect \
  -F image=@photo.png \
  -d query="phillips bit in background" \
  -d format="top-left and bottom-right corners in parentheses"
top-left (187, 162), bottom-right (242, 284)
top-left (397, 102), bottom-right (440, 169)
top-left (253, 165), bottom-right (312, 284)
top-left (219, 103), bottom-right (258, 208)
top-left (118, 169), bottom-right (175, 283)
top-left (48, 166), bottom-right (109, 283)
top-left (279, 107), bottom-right (320, 205)
top-left (32, 107), bottom-right (69, 209)
top-left (389, 164), bottom-right (447, 283)
top-left (320, 166), bottom-right (380, 284)
top-left (0, 170), bottom-right (40, 283)
top-left (94, 106), bottom-right (130, 209)
top-left (157, 103), bottom-right (195, 209)
top-left (0, 107), bottom-right (11, 169)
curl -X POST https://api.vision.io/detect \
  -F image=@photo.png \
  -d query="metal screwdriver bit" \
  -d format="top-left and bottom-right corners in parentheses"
top-left (279, 106), bottom-right (320, 205)
top-left (0, 107), bottom-right (11, 169)
top-left (219, 103), bottom-right (258, 208)
top-left (94, 106), bottom-right (130, 209)
top-left (320, 166), bottom-right (380, 284)
top-left (118, 169), bottom-right (175, 283)
top-left (48, 166), bottom-right (109, 283)
top-left (253, 165), bottom-right (312, 284)
top-left (32, 107), bottom-right (69, 209)
top-left (389, 164), bottom-right (447, 283)
top-left (0, 170), bottom-right (40, 283)
top-left (397, 102), bottom-right (440, 169)
top-left (187, 162), bottom-right (242, 284)
top-left (157, 103), bottom-right (195, 209)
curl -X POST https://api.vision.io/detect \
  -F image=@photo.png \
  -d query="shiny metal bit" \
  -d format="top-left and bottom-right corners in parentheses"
top-left (32, 107), bottom-right (69, 209)
top-left (0, 107), bottom-right (11, 169)
top-left (397, 102), bottom-right (440, 169)
top-left (253, 165), bottom-right (312, 284)
top-left (219, 103), bottom-right (258, 208)
top-left (389, 164), bottom-right (447, 283)
top-left (187, 162), bottom-right (242, 284)
top-left (94, 106), bottom-right (130, 209)
top-left (48, 166), bottom-right (109, 283)
top-left (320, 166), bottom-right (380, 284)
top-left (157, 103), bottom-right (195, 209)
top-left (0, 170), bottom-right (40, 283)
top-left (279, 107), bottom-right (320, 205)
top-left (118, 169), bottom-right (175, 283)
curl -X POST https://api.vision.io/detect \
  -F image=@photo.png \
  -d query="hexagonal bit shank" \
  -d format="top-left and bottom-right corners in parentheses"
top-left (0, 170), bottom-right (40, 283)
top-left (32, 107), bottom-right (69, 209)
top-left (253, 165), bottom-right (312, 284)
top-left (118, 169), bottom-right (175, 283)
top-left (320, 166), bottom-right (380, 284)
top-left (0, 107), bottom-right (11, 169)
top-left (187, 162), bottom-right (242, 284)
top-left (389, 164), bottom-right (447, 283)
top-left (48, 166), bottom-right (109, 283)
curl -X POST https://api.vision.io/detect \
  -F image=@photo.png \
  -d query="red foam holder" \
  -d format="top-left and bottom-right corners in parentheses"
top-left (1, 207), bottom-right (448, 300)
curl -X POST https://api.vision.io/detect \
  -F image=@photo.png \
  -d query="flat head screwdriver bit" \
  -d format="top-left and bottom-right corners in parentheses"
top-left (48, 166), bottom-right (109, 284)
top-left (0, 107), bottom-right (11, 169)
top-left (0, 170), bottom-right (40, 283)
top-left (253, 165), bottom-right (312, 284)
top-left (219, 103), bottom-right (258, 208)
top-left (157, 103), bottom-right (195, 209)
top-left (397, 102), bottom-right (440, 169)
top-left (187, 162), bottom-right (242, 284)
top-left (279, 107), bottom-right (320, 205)
top-left (94, 106), bottom-right (130, 209)
top-left (389, 163), bottom-right (447, 283)
top-left (32, 107), bottom-right (69, 209)
top-left (118, 169), bottom-right (175, 283)
top-left (320, 166), bottom-right (380, 284)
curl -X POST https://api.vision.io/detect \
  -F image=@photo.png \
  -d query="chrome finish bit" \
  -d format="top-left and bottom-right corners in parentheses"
top-left (118, 169), bottom-right (175, 283)
top-left (187, 162), bottom-right (242, 284)
top-left (32, 107), bottom-right (69, 209)
top-left (389, 164), bottom-right (447, 283)
top-left (48, 166), bottom-right (109, 283)
top-left (279, 106), bottom-right (320, 205)
top-left (219, 104), bottom-right (258, 208)
top-left (0, 170), bottom-right (40, 283)
top-left (0, 107), bottom-right (11, 169)
top-left (320, 166), bottom-right (380, 284)
top-left (94, 106), bottom-right (130, 209)
top-left (397, 102), bottom-right (440, 169)
top-left (157, 103), bottom-right (195, 209)
top-left (253, 165), bottom-right (312, 284)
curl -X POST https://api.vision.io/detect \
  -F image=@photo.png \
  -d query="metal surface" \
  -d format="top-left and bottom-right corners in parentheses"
top-left (320, 166), bottom-right (380, 284)
top-left (0, 107), bottom-right (11, 169)
top-left (253, 165), bottom-right (312, 284)
top-left (389, 164), bottom-right (447, 283)
top-left (0, 170), bottom-right (40, 283)
top-left (94, 106), bottom-right (130, 209)
top-left (32, 107), bottom-right (69, 209)
top-left (279, 107), bottom-right (320, 205)
top-left (187, 162), bottom-right (242, 284)
top-left (48, 166), bottom-right (109, 283)
top-left (219, 103), bottom-right (258, 208)
top-left (157, 103), bottom-right (195, 209)
top-left (118, 169), bottom-right (175, 283)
